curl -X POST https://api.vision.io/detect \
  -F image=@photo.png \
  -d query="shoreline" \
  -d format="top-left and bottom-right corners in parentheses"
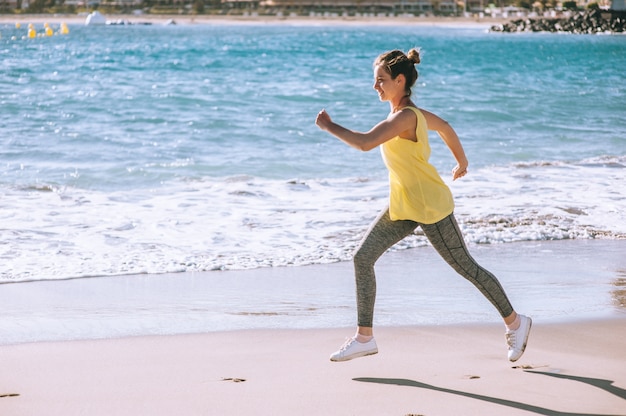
top-left (0, 13), bottom-right (511, 28)
top-left (1, 239), bottom-right (624, 345)
top-left (1, 319), bottom-right (625, 415)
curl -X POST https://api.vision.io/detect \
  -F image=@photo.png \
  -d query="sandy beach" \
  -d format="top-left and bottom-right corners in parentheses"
top-left (0, 12), bottom-right (510, 28)
top-left (1, 239), bottom-right (625, 415)
top-left (1, 320), bottom-right (625, 415)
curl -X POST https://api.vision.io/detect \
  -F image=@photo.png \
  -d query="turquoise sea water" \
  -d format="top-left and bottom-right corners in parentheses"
top-left (1, 23), bottom-right (625, 282)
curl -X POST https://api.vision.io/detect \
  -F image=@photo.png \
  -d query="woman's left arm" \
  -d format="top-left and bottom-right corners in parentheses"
top-left (420, 108), bottom-right (468, 181)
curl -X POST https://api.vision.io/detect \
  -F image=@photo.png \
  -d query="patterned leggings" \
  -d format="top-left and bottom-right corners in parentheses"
top-left (354, 208), bottom-right (514, 327)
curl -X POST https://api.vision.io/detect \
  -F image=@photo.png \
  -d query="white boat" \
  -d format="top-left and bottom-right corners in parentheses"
top-left (85, 11), bottom-right (107, 25)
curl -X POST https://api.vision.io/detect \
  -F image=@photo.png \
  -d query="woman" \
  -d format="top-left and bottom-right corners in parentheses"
top-left (315, 49), bottom-right (531, 363)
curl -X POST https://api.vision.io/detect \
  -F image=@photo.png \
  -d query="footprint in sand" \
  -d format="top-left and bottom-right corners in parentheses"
top-left (512, 364), bottom-right (548, 370)
top-left (221, 377), bottom-right (246, 383)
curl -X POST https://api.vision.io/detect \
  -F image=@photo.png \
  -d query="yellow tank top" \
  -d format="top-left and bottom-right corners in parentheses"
top-left (380, 107), bottom-right (454, 224)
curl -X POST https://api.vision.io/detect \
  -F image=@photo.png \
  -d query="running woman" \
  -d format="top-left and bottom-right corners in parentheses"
top-left (315, 48), bottom-right (532, 363)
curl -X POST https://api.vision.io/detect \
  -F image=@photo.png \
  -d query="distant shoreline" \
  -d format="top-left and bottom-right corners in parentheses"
top-left (0, 13), bottom-right (511, 28)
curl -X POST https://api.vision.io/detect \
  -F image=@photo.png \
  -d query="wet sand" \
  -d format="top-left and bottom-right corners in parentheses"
top-left (0, 239), bottom-right (625, 415)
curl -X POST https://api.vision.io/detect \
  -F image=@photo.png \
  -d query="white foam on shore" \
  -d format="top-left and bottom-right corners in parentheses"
top-left (0, 156), bottom-right (624, 282)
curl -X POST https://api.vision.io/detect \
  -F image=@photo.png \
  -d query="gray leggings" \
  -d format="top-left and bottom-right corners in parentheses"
top-left (354, 208), bottom-right (514, 327)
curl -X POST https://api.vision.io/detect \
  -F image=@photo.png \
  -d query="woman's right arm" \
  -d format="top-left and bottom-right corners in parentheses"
top-left (315, 109), bottom-right (414, 152)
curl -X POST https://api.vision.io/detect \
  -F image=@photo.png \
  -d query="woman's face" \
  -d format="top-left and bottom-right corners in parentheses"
top-left (373, 64), bottom-right (403, 102)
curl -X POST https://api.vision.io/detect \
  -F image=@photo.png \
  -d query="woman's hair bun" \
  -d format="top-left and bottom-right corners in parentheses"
top-left (407, 48), bottom-right (421, 65)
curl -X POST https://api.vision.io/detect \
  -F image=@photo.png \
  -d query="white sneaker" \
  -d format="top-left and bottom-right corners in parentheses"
top-left (506, 314), bottom-right (532, 362)
top-left (330, 337), bottom-right (378, 362)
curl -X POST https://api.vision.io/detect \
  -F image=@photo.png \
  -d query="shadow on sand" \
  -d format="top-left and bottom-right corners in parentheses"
top-left (353, 372), bottom-right (626, 416)
top-left (524, 370), bottom-right (626, 401)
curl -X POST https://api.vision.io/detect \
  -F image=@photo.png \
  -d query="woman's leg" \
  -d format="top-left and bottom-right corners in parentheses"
top-left (354, 208), bottom-right (418, 328)
top-left (330, 208), bottom-right (417, 362)
top-left (421, 213), bottom-right (531, 362)
top-left (420, 213), bottom-right (514, 319)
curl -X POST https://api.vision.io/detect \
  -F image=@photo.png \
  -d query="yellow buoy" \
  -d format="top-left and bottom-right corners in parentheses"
top-left (45, 24), bottom-right (53, 37)
top-left (15, 22), bottom-right (21, 29)
top-left (28, 27), bottom-right (36, 39)
top-left (60, 22), bottom-right (70, 35)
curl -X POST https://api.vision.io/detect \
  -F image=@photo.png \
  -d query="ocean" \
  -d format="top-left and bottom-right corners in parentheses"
top-left (1, 22), bottom-right (625, 283)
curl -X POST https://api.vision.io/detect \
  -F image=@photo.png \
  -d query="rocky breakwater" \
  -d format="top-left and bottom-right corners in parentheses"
top-left (491, 9), bottom-right (626, 33)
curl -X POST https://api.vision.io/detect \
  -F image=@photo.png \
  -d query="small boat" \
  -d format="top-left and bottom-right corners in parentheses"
top-left (85, 11), bottom-right (107, 25)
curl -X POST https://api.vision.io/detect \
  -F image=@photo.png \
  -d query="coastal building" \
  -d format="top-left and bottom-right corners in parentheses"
top-left (0, 0), bottom-right (17, 11)
top-left (222, 0), bottom-right (460, 14)
top-left (222, 0), bottom-right (260, 8)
